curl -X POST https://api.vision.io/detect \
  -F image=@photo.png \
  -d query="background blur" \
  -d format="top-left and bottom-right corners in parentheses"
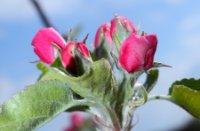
top-left (0, 0), bottom-right (200, 130)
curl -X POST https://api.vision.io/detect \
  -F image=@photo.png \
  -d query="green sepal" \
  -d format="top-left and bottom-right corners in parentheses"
top-left (36, 62), bottom-right (49, 80)
top-left (74, 44), bottom-right (92, 76)
top-left (152, 62), bottom-right (171, 68)
top-left (144, 69), bottom-right (159, 92)
top-left (51, 57), bottom-right (68, 74)
top-left (112, 18), bottom-right (130, 47)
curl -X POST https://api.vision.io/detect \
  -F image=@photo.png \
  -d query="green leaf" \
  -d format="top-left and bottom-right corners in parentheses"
top-left (0, 80), bottom-right (74, 131)
top-left (169, 78), bottom-right (200, 119)
top-left (40, 59), bottom-right (122, 128)
top-left (51, 57), bottom-right (63, 68)
top-left (144, 69), bottom-right (159, 92)
top-left (41, 59), bottom-right (118, 107)
top-left (171, 78), bottom-right (200, 92)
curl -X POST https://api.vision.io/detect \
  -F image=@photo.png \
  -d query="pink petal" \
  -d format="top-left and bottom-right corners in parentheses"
top-left (32, 27), bottom-right (66, 64)
top-left (71, 112), bottom-right (83, 128)
top-left (110, 15), bottom-right (136, 38)
top-left (119, 33), bottom-right (157, 73)
top-left (117, 16), bottom-right (136, 33)
top-left (61, 42), bottom-right (77, 74)
top-left (77, 42), bottom-right (90, 58)
top-left (143, 34), bottom-right (157, 69)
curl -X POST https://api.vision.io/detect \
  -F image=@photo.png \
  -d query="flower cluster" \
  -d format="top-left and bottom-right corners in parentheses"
top-left (32, 28), bottom-right (91, 75)
top-left (0, 13), bottom-right (198, 131)
top-left (32, 15), bottom-right (157, 75)
top-left (94, 16), bottom-right (157, 73)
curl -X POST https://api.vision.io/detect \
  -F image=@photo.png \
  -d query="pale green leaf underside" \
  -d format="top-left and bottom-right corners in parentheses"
top-left (41, 59), bottom-right (118, 107)
top-left (0, 80), bottom-right (73, 131)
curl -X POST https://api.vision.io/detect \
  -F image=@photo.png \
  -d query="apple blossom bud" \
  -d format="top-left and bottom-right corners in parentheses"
top-left (110, 16), bottom-right (136, 46)
top-left (93, 23), bottom-right (114, 64)
top-left (94, 23), bottom-right (112, 47)
top-left (61, 42), bottom-right (91, 75)
top-left (64, 112), bottom-right (83, 131)
top-left (32, 27), bottom-right (66, 64)
top-left (119, 33), bottom-right (157, 73)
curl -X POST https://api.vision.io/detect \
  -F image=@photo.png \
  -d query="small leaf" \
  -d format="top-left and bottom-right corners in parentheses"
top-left (51, 57), bottom-right (63, 68)
top-left (169, 78), bottom-right (200, 119)
top-left (0, 80), bottom-right (74, 130)
top-left (144, 69), bottom-right (159, 92)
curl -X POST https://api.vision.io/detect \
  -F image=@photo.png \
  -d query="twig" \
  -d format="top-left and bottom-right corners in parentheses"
top-left (31, 0), bottom-right (54, 27)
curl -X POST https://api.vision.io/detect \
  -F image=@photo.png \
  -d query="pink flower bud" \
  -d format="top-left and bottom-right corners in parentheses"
top-left (111, 16), bottom-right (136, 33)
top-left (64, 112), bottom-right (83, 131)
top-left (61, 42), bottom-right (90, 75)
top-left (32, 27), bottom-right (66, 64)
top-left (110, 16), bottom-right (136, 42)
top-left (94, 23), bottom-right (112, 47)
top-left (119, 33), bottom-right (157, 73)
top-left (71, 112), bottom-right (83, 128)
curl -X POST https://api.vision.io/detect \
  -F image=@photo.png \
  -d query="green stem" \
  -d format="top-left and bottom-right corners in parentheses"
top-left (148, 95), bottom-right (172, 102)
top-left (72, 99), bottom-right (121, 131)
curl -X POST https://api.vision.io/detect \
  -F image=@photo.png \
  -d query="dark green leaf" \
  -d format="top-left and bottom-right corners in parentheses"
top-left (171, 78), bottom-right (200, 92)
top-left (144, 69), bottom-right (159, 92)
top-left (51, 57), bottom-right (63, 68)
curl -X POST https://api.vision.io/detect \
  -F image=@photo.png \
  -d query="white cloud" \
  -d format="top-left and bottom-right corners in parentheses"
top-left (147, 11), bottom-right (169, 25)
top-left (39, 0), bottom-right (81, 15)
top-left (179, 13), bottom-right (200, 33)
top-left (0, 0), bottom-right (81, 21)
top-left (0, 0), bottom-right (36, 20)
top-left (0, 0), bottom-right (144, 21)
top-left (176, 13), bottom-right (200, 70)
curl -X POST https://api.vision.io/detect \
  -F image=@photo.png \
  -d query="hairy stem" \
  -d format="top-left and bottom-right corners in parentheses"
top-left (72, 99), bottom-right (121, 131)
top-left (148, 95), bottom-right (172, 102)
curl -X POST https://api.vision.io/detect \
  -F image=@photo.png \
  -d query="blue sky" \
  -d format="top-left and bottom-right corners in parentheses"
top-left (0, 0), bottom-right (200, 130)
